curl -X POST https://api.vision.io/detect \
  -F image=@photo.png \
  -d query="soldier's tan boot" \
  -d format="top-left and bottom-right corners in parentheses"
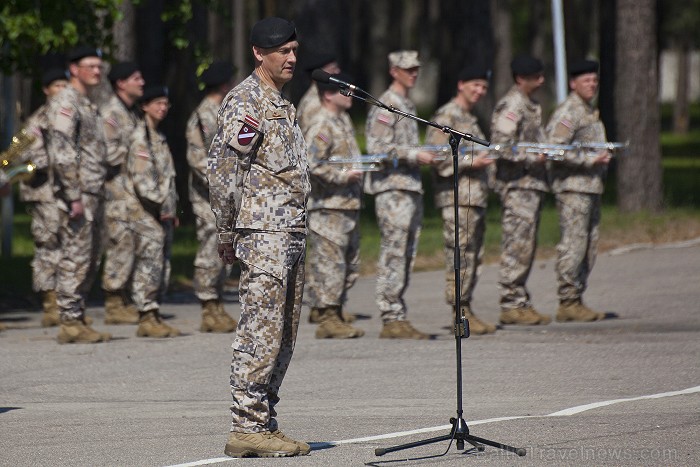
top-left (556, 300), bottom-right (605, 322)
top-left (104, 291), bottom-right (139, 325)
top-left (315, 307), bottom-right (364, 339)
top-left (457, 306), bottom-right (497, 335)
top-left (200, 300), bottom-right (238, 333)
top-left (309, 307), bottom-right (355, 323)
top-left (0, 322), bottom-right (6, 331)
top-left (136, 310), bottom-right (181, 338)
top-left (41, 290), bottom-right (60, 327)
top-left (224, 431), bottom-right (300, 458)
top-left (271, 430), bottom-right (311, 455)
top-left (379, 320), bottom-right (431, 339)
top-left (57, 317), bottom-right (112, 344)
top-left (500, 306), bottom-right (551, 325)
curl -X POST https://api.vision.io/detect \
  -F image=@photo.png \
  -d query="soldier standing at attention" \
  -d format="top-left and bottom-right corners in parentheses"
top-left (424, 64), bottom-right (497, 335)
top-left (47, 46), bottom-right (111, 343)
top-left (126, 85), bottom-right (181, 338)
top-left (490, 55), bottom-right (551, 326)
top-left (546, 59), bottom-right (610, 322)
top-left (296, 51), bottom-right (340, 135)
top-left (101, 61), bottom-right (145, 325)
top-left (186, 60), bottom-right (238, 333)
top-left (19, 68), bottom-right (68, 327)
top-left (305, 73), bottom-right (365, 339)
top-left (365, 50), bottom-right (438, 339)
top-left (208, 17), bottom-right (311, 457)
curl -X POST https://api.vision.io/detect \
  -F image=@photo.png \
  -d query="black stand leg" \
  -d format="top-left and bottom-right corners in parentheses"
top-left (375, 134), bottom-right (526, 459)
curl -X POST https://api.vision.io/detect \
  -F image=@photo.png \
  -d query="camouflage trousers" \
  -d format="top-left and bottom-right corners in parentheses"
top-left (441, 205), bottom-right (486, 307)
top-left (193, 205), bottom-right (232, 301)
top-left (102, 215), bottom-right (135, 292)
top-left (130, 216), bottom-right (165, 312)
top-left (159, 220), bottom-right (174, 302)
top-left (555, 191), bottom-right (601, 302)
top-left (499, 188), bottom-right (544, 311)
top-left (230, 230), bottom-right (306, 433)
top-left (375, 190), bottom-right (423, 322)
top-left (306, 209), bottom-right (360, 309)
top-left (55, 195), bottom-right (103, 319)
top-left (27, 201), bottom-right (61, 292)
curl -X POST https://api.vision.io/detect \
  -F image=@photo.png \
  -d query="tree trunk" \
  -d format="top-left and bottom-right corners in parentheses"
top-left (490, 0), bottom-right (513, 101)
top-left (672, 42), bottom-right (690, 134)
top-left (614, 0), bottom-right (663, 212)
top-left (113, 1), bottom-right (136, 60)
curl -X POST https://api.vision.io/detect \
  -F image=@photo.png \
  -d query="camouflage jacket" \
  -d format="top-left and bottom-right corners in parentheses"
top-left (186, 96), bottom-right (218, 209)
top-left (296, 83), bottom-right (322, 136)
top-left (365, 88), bottom-right (423, 195)
top-left (305, 107), bottom-right (362, 211)
top-left (425, 99), bottom-right (490, 208)
top-left (47, 85), bottom-right (107, 216)
top-left (546, 92), bottom-right (607, 194)
top-left (490, 85), bottom-right (549, 192)
top-left (19, 104), bottom-right (54, 202)
top-left (207, 72), bottom-right (310, 243)
top-left (101, 93), bottom-right (141, 220)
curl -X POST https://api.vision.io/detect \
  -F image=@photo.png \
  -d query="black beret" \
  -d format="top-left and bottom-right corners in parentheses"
top-left (458, 63), bottom-right (491, 82)
top-left (510, 54), bottom-right (543, 76)
top-left (141, 85), bottom-right (168, 103)
top-left (317, 72), bottom-right (354, 94)
top-left (108, 61), bottom-right (140, 84)
top-left (250, 17), bottom-right (297, 48)
top-left (67, 46), bottom-right (102, 63)
top-left (201, 61), bottom-right (234, 87)
top-left (569, 59), bottom-right (599, 78)
top-left (304, 51), bottom-right (337, 72)
top-left (42, 68), bottom-right (69, 87)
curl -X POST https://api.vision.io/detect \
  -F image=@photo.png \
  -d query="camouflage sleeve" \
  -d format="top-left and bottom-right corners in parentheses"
top-left (426, 109), bottom-right (454, 178)
top-left (546, 105), bottom-right (593, 168)
top-left (307, 120), bottom-right (352, 186)
top-left (128, 132), bottom-right (166, 207)
top-left (185, 110), bottom-right (209, 186)
top-left (490, 100), bottom-right (524, 162)
top-left (160, 154), bottom-right (178, 217)
top-left (48, 100), bottom-right (81, 201)
top-left (22, 110), bottom-right (49, 169)
top-left (366, 106), bottom-right (419, 165)
top-left (103, 108), bottom-right (129, 168)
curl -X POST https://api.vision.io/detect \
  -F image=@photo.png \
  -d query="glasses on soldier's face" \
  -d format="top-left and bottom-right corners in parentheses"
top-left (76, 62), bottom-right (104, 71)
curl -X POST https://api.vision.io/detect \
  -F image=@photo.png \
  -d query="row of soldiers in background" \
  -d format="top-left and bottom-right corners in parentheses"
top-left (297, 50), bottom-right (612, 340)
top-left (6, 47), bottom-right (240, 342)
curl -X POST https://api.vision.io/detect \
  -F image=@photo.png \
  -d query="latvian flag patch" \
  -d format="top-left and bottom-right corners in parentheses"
top-left (244, 114), bottom-right (260, 130)
top-left (377, 113), bottom-right (393, 126)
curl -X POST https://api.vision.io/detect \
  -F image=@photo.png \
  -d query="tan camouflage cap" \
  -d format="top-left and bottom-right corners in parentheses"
top-left (388, 50), bottom-right (421, 69)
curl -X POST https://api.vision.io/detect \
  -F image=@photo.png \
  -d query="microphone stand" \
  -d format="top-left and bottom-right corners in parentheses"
top-left (340, 86), bottom-right (526, 459)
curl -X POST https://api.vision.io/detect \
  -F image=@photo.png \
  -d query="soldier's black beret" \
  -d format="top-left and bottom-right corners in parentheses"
top-left (458, 63), bottom-right (491, 82)
top-left (510, 54), bottom-right (543, 76)
top-left (42, 68), bottom-right (69, 87)
top-left (317, 72), bottom-right (353, 94)
top-left (201, 61), bottom-right (234, 87)
top-left (108, 61), bottom-right (140, 84)
top-left (304, 51), bottom-right (337, 72)
top-left (569, 59), bottom-right (599, 78)
top-left (250, 17), bottom-right (297, 48)
top-left (67, 46), bottom-right (102, 63)
top-left (141, 85), bottom-right (168, 103)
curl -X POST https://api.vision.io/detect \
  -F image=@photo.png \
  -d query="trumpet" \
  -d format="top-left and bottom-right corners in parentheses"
top-left (511, 141), bottom-right (630, 161)
top-left (325, 154), bottom-right (393, 172)
top-left (1, 129), bottom-right (37, 183)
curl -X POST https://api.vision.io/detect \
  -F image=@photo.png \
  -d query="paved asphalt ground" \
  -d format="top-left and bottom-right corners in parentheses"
top-left (2, 240), bottom-right (699, 466)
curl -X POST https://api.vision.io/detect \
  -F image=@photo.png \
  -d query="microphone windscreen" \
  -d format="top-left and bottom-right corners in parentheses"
top-left (311, 68), bottom-right (331, 84)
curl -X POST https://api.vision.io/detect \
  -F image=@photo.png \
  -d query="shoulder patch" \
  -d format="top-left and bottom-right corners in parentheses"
top-left (237, 124), bottom-right (257, 146)
top-left (244, 114), bottom-right (260, 130)
top-left (376, 113), bottom-right (393, 126)
top-left (316, 132), bottom-right (329, 144)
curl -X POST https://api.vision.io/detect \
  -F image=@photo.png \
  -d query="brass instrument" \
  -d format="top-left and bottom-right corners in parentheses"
top-left (1, 129), bottom-right (37, 183)
top-left (325, 154), bottom-right (392, 172)
top-left (509, 141), bottom-right (629, 161)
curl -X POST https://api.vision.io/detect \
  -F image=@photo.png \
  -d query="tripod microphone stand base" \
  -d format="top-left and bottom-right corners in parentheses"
top-left (374, 417), bottom-right (526, 457)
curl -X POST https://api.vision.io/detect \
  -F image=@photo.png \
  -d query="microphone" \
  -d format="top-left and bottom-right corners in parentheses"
top-left (311, 69), bottom-right (358, 93)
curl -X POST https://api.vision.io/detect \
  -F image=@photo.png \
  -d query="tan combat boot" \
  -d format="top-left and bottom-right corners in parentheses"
top-left (556, 300), bottom-right (605, 322)
top-left (104, 291), bottom-right (139, 325)
top-left (379, 320), bottom-right (431, 339)
top-left (136, 310), bottom-right (181, 338)
top-left (0, 322), bottom-right (6, 331)
top-left (271, 429), bottom-right (311, 455)
top-left (500, 306), bottom-right (551, 325)
top-left (57, 317), bottom-right (112, 344)
top-left (41, 290), bottom-right (60, 327)
top-left (457, 306), bottom-right (497, 335)
top-left (200, 300), bottom-right (238, 333)
top-left (315, 307), bottom-right (364, 339)
top-left (224, 431), bottom-right (300, 458)
top-left (309, 307), bottom-right (356, 323)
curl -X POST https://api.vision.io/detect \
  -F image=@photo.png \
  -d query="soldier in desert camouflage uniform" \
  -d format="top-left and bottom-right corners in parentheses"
top-left (19, 68), bottom-right (68, 327)
top-left (425, 64), bottom-right (496, 335)
top-left (490, 55), bottom-right (552, 326)
top-left (208, 17), bottom-right (311, 458)
top-left (101, 61), bottom-right (145, 325)
top-left (305, 73), bottom-right (365, 339)
top-left (546, 59), bottom-right (611, 322)
top-left (123, 85), bottom-right (181, 338)
top-left (186, 61), bottom-right (238, 333)
top-left (296, 51), bottom-right (340, 135)
top-left (47, 46), bottom-right (111, 344)
top-left (365, 50), bottom-right (439, 339)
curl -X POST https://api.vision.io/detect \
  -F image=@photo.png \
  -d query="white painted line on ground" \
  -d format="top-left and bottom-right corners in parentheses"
top-left (166, 385), bottom-right (700, 466)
